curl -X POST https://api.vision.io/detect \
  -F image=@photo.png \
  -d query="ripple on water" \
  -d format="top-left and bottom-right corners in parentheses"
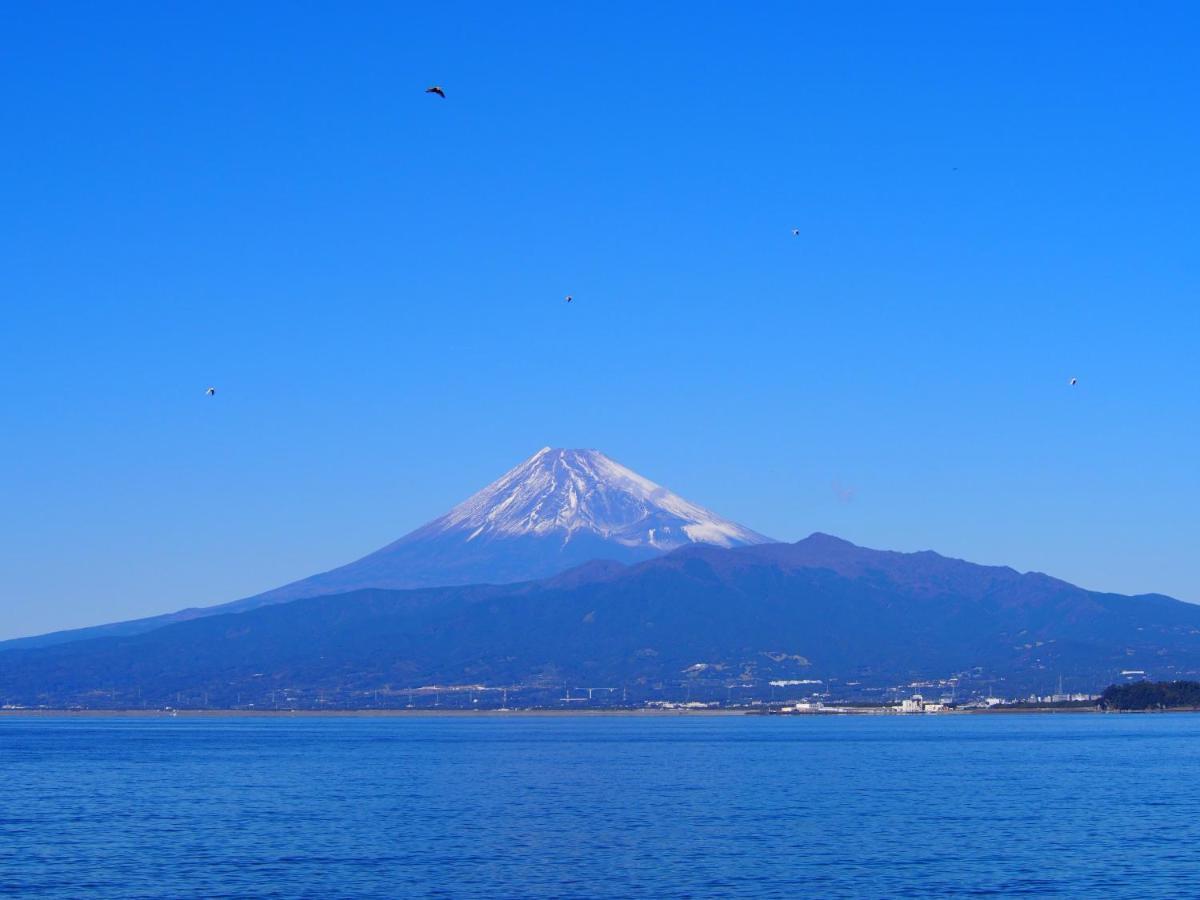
top-left (2, 714), bottom-right (1200, 898)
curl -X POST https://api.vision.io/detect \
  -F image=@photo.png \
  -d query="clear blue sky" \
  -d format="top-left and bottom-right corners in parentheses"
top-left (3, 2), bottom-right (1198, 640)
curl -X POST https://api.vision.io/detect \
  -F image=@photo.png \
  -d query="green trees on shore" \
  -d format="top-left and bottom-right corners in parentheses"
top-left (1099, 681), bottom-right (1200, 710)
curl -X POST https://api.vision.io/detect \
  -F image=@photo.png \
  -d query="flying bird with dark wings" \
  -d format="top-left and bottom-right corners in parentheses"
top-left (205, 387), bottom-right (216, 396)
top-left (425, 85), bottom-right (446, 98)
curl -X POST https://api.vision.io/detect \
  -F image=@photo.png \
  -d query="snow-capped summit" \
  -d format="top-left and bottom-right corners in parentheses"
top-left (422, 447), bottom-right (770, 550)
top-left (3, 448), bottom-right (774, 650)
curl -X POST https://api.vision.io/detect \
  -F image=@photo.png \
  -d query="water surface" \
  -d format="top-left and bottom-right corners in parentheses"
top-left (2, 714), bottom-right (1197, 898)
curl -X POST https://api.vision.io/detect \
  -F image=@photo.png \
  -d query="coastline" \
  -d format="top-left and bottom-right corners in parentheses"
top-left (0, 707), bottom-right (753, 719)
top-left (0, 706), bottom-right (1162, 719)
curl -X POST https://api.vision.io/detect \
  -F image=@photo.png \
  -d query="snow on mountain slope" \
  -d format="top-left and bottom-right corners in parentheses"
top-left (416, 447), bottom-right (769, 549)
top-left (187, 447), bottom-right (773, 610)
top-left (0, 448), bottom-right (774, 650)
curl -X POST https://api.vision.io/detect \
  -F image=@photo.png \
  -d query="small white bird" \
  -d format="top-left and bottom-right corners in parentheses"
top-left (791, 228), bottom-right (800, 236)
top-left (1068, 377), bottom-right (1077, 387)
top-left (205, 387), bottom-right (216, 396)
top-left (565, 295), bottom-right (573, 303)
top-left (425, 85), bottom-right (446, 99)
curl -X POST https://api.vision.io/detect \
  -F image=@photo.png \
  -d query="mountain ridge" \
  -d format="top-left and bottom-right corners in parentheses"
top-left (1, 448), bottom-right (772, 650)
top-left (2, 534), bottom-right (1196, 707)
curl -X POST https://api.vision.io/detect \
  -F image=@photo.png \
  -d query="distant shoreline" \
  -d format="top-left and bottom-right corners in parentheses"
top-left (4, 706), bottom-right (1187, 718)
top-left (4, 710), bottom-right (1195, 724)
top-left (0, 707), bottom-right (752, 718)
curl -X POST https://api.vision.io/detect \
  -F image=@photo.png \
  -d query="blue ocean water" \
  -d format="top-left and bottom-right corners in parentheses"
top-left (2, 714), bottom-right (1199, 898)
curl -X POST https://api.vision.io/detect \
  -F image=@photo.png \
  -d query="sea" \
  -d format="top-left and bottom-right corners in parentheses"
top-left (2, 713), bottom-right (1198, 898)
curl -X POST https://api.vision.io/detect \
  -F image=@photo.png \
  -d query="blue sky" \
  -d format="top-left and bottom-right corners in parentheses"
top-left (2, 2), bottom-right (1198, 639)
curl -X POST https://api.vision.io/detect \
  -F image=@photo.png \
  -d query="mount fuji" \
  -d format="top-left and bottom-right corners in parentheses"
top-left (3, 448), bottom-right (772, 649)
top-left (233, 446), bottom-right (771, 605)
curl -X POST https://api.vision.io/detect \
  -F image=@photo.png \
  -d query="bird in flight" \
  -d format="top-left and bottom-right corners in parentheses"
top-left (565, 295), bottom-right (573, 303)
top-left (791, 228), bottom-right (800, 236)
top-left (425, 85), bottom-right (446, 98)
top-left (1069, 377), bottom-right (1078, 387)
top-left (205, 387), bottom-right (216, 396)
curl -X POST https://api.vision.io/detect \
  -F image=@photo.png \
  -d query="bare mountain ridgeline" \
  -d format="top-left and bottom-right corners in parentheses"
top-left (2, 532), bottom-right (1198, 709)
top-left (3, 448), bottom-right (1197, 709)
